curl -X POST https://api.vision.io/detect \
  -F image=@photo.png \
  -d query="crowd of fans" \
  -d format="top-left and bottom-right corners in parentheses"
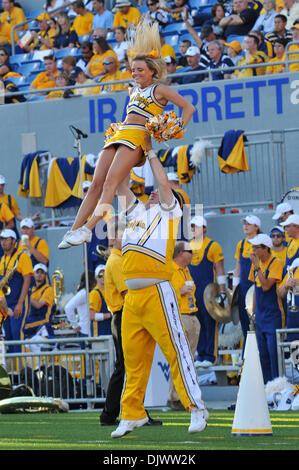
top-left (0, 0), bottom-right (298, 102)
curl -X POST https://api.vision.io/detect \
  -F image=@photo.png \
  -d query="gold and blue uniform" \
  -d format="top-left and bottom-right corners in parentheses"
top-left (89, 286), bottom-right (111, 336)
top-left (120, 197), bottom-right (205, 420)
top-left (0, 248), bottom-right (33, 351)
top-left (104, 84), bottom-right (165, 166)
top-left (23, 282), bottom-right (54, 338)
top-left (248, 255), bottom-right (285, 383)
top-left (279, 263), bottom-right (299, 343)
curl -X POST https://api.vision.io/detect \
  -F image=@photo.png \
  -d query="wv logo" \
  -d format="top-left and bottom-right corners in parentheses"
top-left (158, 361), bottom-right (170, 382)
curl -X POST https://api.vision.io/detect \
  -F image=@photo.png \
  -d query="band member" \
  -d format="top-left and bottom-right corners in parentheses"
top-left (0, 229), bottom-right (33, 352)
top-left (272, 201), bottom-right (294, 243)
top-left (168, 240), bottom-right (200, 410)
top-left (189, 215), bottom-right (226, 367)
top-left (232, 215), bottom-right (261, 352)
top-left (270, 225), bottom-right (287, 266)
top-left (278, 258), bottom-right (299, 342)
top-left (23, 263), bottom-right (55, 352)
top-left (280, 214), bottom-right (299, 272)
top-left (19, 218), bottom-right (49, 269)
top-left (248, 234), bottom-right (285, 384)
top-left (89, 264), bottom-right (112, 336)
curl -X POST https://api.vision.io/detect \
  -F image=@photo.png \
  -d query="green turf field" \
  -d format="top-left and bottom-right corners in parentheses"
top-left (0, 409), bottom-right (299, 452)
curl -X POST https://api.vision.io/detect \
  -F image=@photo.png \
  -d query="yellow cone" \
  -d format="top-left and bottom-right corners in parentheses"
top-left (231, 331), bottom-right (273, 436)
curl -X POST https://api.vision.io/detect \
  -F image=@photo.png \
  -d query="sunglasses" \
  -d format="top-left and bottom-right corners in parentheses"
top-left (103, 61), bottom-right (113, 65)
top-left (183, 249), bottom-right (193, 254)
top-left (270, 233), bottom-right (283, 238)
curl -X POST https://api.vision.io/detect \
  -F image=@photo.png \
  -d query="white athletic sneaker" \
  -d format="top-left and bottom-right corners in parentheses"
top-left (195, 360), bottom-right (213, 368)
top-left (58, 231), bottom-right (73, 249)
top-left (62, 226), bottom-right (92, 246)
top-left (111, 417), bottom-right (149, 438)
top-left (188, 408), bottom-right (207, 434)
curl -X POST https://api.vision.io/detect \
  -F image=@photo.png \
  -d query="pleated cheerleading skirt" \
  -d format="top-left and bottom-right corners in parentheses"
top-left (103, 124), bottom-right (148, 166)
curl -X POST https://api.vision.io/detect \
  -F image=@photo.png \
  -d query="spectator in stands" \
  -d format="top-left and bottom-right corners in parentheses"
top-left (72, 65), bottom-right (101, 95)
top-left (26, 12), bottom-right (57, 51)
top-left (0, 74), bottom-right (26, 103)
top-left (280, 0), bottom-right (299, 29)
top-left (45, 71), bottom-right (71, 99)
top-left (166, 0), bottom-right (193, 25)
top-left (1, 0), bottom-right (27, 43)
top-left (97, 55), bottom-right (128, 92)
top-left (19, 217), bottom-right (49, 271)
top-left (92, 27), bottom-right (107, 39)
top-left (177, 38), bottom-right (191, 66)
top-left (86, 36), bottom-right (117, 78)
top-left (159, 31), bottom-right (177, 59)
top-left (164, 55), bottom-right (182, 85)
top-left (252, 0), bottom-right (278, 34)
top-left (288, 21), bottom-right (299, 72)
top-left (62, 55), bottom-right (77, 76)
top-left (0, 46), bottom-right (11, 78)
top-left (53, 11), bottom-right (79, 50)
top-left (0, 16), bottom-right (12, 50)
top-left (76, 40), bottom-right (94, 73)
top-left (250, 29), bottom-right (273, 57)
top-left (71, 0), bottom-right (94, 37)
top-left (205, 39), bottom-right (235, 79)
top-left (118, 53), bottom-right (133, 84)
top-left (92, 0), bottom-right (114, 32)
top-left (234, 33), bottom-right (268, 77)
top-left (182, 11), bottom-right (215, 66)
top-left (112, 0), bottom-right (141, 30)
top-left (225, 39), bottom-right (243, 64)
top-left (44, 0), bottom-right (68, 15)
top-left (265, 13), bottom-right (293, 44)
top-left (30, 54), bottom-right (59, 94)
top-left (142, 0), bottom-right (169, 28)
top-left (180, 45), bottom-right (207, 84)
top-left (219, 0), bottom-right (260, 39)
top-left (202, 3), bottom-right (226, 37)
top-left (113, 26), bottom-right (129, 64)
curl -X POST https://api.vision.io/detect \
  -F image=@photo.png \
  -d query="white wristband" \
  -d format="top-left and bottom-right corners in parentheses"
top-left (147, 149), bottom-right (157, 161)
top-left (217, 275), bottom-right (226, 285)
top-left (94, 313), bottom-right (104, 322)
top-left (232, 276), bottom-right (240, 287)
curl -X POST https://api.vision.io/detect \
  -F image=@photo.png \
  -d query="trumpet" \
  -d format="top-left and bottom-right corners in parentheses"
top-left (52, 269), bottom-right (65, 304)
top-left (287, 266), bottom-right (299, 312)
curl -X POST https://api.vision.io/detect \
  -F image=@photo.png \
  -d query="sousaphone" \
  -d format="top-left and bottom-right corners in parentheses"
top-left (245, 284), bottom-right (256, 330)
top-left (203, 283), bottom-right (233, 324)
top-left (230, 284), bottom-right (240, 326)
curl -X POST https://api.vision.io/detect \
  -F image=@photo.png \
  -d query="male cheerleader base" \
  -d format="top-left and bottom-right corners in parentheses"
top-left (111, 151), bottom-right (208, 438)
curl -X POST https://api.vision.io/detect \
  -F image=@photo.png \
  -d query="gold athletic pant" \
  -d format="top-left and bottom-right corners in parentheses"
top-left (120, 281), bottom-right (205, 420)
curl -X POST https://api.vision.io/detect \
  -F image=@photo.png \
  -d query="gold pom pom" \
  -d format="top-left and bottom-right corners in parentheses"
top-left (145, 112), bottom-right (185, 143)
top-left (104, 122), bottom-right (122, 142)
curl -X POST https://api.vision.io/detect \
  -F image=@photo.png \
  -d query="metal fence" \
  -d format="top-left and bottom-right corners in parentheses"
top-left (0, 335), bottom-right (115, 410)
top-left (167, 129), bottom-right (292, 211)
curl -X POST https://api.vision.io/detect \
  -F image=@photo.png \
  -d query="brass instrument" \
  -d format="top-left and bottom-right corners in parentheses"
top-left (230, 285), bottom-right (240, 326)
top-left (95, 244), bottom-right (110, 261)
top-left (51, 269), bottom-right (65, 305)
top-left (0, 256), bottom-right (21, 297)
top-left (203, 283), bottom-right (233, 323)
top-left (287, 266), bottom-right (299, 313)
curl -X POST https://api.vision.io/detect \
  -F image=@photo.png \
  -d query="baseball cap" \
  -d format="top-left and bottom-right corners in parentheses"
top-left (241, 215), bottom-right (261, 227)
top-left (272, 202), bottom-right (293, 220)
top-left (167, 172), bottom-right (179, 182)
top-left (226, 40), bottom-right (242, 54)
top-left (70, 66), bottom-right (84, 80)
top-left (190, 215), bottom-right (207, 227)
top-left (36, 12), bottom-right (50, 21)
top-left (0, 175), bottom-right (6, 184)
top-left (248, 234), bottom-right (273, 248)
top-left (164, 55), bottom-right (176, 64)
top-left (269, 225), bottom-right (285, 236)
top-left (186, 46), bottom-right (200, 57)
top-left (33, 263), bottom-right (48, 273)
top-left (291, 23), bottom-right (299, 30)
top-left (95, 264), bottom-right (106, 277)
top-left (0, 229), bottom-right (17, 239)
top-left (280, 214), bottom-right (299, 226)
top-left (20, 218), bottom-right (34, 228)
